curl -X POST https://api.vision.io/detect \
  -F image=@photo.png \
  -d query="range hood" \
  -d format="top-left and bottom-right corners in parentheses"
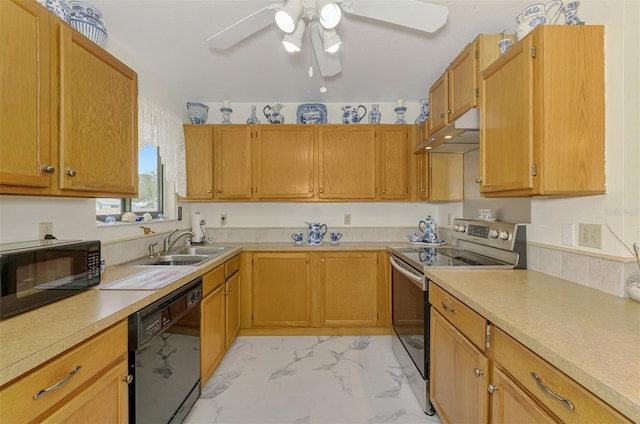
top-left (415, 108), bottom-right (479, 154)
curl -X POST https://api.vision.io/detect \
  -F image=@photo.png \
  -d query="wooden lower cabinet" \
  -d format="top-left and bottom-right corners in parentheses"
top-left (319, 252), bottom-right (378, 327)
top-left (430, 309), bottom-right (489, 424)
top-left (252, 252), bottom-right (312, 327)
top-left (490, 366), bottom-right (557, 424)
top-left (201, 265), bottom-right (226, 385)
top-left (225, 271), bottom-right (240, 348)
top-left (0, 320), bottom-right (129, 423)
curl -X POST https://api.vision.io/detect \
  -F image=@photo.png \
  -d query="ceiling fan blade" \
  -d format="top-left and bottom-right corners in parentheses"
top-left (207, 3), bottom-right (283, 49)
top-left (340, 0), bottom-right (448, 33)
top-left (310, 24), bottom-right (342, 77)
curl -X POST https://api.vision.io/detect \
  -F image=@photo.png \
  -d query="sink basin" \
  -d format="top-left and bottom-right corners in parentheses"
top-left (127, 254), bottom-right (213, 266)
top-left (171, 246), bottom-right (230, 255)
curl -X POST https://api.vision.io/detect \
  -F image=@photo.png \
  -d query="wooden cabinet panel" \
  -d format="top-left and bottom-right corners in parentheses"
top-left (319, 252), bottom-right (378, 327)
top-left (213, 125), bottom-right (252, 199)
top-left (225, 271), bottom-right (240, 348)
top-left (429, 73), bottom-right (449, 134)
top-left (183, 125), bottom-right (214, 199)
top-left (490, 366), bottom-right (557, 424)
top-left (255, 126), bottom-right (314, 199)
top-left (42, 359), bottom-right (129, 424)
top-left (252, 253), bottom-right (311, 327)
top-left (430, 309), bottom-right (489, 424)
top-left (201, 267), bottom-right (225, 384)
top-left (0, 0), bottom-right (52, 191)
top-left (58, 25), bottom-right (137, 195)
top-left (481, 25), bottom-right (605, 196)
top-left (430, 153), bottom-right (464, 201)
top-left (379, 125), bottom-right (408, 199)
top-left (317, 125), bottom-right (377, 199)
top-left (448, 41), bottom-right (477, 122)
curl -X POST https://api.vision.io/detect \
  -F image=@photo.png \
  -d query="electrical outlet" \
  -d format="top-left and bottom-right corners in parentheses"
top-left (578, 223), bottom-right (602, 249)
top-left (220, 214), bottom-right (227, 226)
top-left (344, 213), bottom-right (351, 225)
top-left (561, 223), bottom-right (575, 246)
top-left (39, 222), bottom-right (53, 239)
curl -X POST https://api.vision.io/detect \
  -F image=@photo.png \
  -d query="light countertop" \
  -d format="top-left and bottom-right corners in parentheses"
top-left (426, 269), bottom-right (640, 423)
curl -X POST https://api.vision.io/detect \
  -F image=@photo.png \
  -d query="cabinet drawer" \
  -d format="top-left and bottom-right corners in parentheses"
top-left (203, 264), bottom-right (225, 296)
top-left (493, 327), bottom-right (632, 423)
top-left (0, 320), bottom-right (127, 423)
top-left (225, 254), bottom-right (240, 278)
top-left (429, 282), bottom-right (487, 351)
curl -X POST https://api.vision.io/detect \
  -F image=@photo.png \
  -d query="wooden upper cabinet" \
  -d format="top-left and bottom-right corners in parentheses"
top-left (430, 153), bottom-right (464, 201)
top-left (0, 0), bottom-right (52, 192)
top-left (317, 125), bottom-right (377, 199)
top-left (379, 125), bottom-right (408, 200)
top-left (213, 125), bottom-right (252, 199)
top-left (58, 25), bottom-right (138, 195)
top-left (429, 73), bottom-right (449, 135)
top-left (183, 125), bottom-right (214, 199)
top-left (481, 25), bottom-right (605, 196)
top-left (254, 126), bottom-right (314, 199)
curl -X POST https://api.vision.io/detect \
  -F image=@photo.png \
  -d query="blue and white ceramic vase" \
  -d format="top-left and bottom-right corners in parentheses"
top-left (46, 0), bottom-right (71, 22)
top-left (415, 98), bottom-right (429, 124)
top-left (368, 104), bottom-right (381, 123)
top-left (247, 105), bottom-right (260, 124)
top-left (187, 102), bottom-right (208, 124)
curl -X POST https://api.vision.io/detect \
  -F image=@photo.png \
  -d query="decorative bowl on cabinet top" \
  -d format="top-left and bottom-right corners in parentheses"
top-left (297, 103), bottom-right (327, 124)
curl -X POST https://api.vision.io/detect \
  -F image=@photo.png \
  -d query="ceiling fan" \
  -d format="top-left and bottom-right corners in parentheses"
top-left (207, 0), bottom-right (448, 77)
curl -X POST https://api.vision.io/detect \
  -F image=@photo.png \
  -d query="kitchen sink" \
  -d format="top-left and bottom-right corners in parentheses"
top-left (171, 246), bottom-right (230, 255)
top-left (126, 254), bottom-right (213, 267)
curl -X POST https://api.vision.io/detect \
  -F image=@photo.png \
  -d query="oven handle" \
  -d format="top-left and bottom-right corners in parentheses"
top-left (389, 256), bottom-right (426, 291)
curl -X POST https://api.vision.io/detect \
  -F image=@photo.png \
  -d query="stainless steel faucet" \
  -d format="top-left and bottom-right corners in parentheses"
top-left (148, 241), bottom-right (158, 258)
top-left (163, 229), bottom-right (196, 253)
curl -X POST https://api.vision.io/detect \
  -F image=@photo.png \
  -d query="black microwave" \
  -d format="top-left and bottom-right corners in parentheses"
top-left (0, 240), bottom-right (101, 320)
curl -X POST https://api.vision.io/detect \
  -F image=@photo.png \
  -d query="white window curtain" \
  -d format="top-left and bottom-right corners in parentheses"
top-left (138, 96), bottom-right (186, 197)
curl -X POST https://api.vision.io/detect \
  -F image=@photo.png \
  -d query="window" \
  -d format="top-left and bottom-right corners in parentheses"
top-left (96, 145), bottom-right (163, 221)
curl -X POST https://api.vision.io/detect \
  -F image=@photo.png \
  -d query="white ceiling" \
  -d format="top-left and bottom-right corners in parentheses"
top-left (90, 0), bottom-right (534, 103)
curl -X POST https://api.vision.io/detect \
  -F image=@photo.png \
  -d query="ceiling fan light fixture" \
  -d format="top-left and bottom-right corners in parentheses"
top-left (282, 18), bottom-right (306, 52)
top-left (275, 0), bottom-right (304, 33)
top-left (317, 0), bottom-right (342, 29)
top-left (323, 28), bottom-right (341, 53)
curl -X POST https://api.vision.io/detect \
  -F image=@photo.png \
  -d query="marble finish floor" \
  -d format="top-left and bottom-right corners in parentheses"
top-left (184, 336), bottom-right (442, 424)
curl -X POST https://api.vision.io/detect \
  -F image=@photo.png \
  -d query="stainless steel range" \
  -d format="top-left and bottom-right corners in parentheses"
top-left (388, 218), bottom-right (526, 415)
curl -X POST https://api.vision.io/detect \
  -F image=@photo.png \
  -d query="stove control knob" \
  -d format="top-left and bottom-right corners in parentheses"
top-left (458, 225), bottom-right (467, 232)
top-left (499, 231), bottom-right (510, 240)
top-left (489, 229), bottom-right (499, 238)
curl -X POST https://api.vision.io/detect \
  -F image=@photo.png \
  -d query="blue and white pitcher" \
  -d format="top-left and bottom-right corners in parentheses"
top-left (341, 105), bottom-right (367, 124)
top-left (306, 222), bottom-right (328, 245)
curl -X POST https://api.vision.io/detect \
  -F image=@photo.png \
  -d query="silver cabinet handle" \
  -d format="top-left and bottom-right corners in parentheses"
top-left (441, 302), bottom-right (456, 314)
top-left (66, 169), bottom-right (76, 177)
top-left (42, 165), bottom-right (55, 173)
top-left (475, 177), bottom-right (483, 184)
top-left (123, 375), bottom-right (134, 384)
top-left (474, 368), bottom-right (484, 377)
top-left (487, 384), bottom-right (499, 394)
top-left (530, 372), bottom-right (575, 410)
top-left (34, 366), bottom-right (82, 399)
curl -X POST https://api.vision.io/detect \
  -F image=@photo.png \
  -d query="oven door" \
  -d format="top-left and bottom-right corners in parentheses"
top-left (390, 255), bottom-right (434, 415)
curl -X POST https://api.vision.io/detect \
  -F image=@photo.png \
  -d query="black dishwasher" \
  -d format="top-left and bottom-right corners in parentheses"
top-left (128, 278), bottom-right (202, 424)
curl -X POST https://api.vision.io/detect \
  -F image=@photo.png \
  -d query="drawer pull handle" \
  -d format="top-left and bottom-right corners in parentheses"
top-left (441, 302), bottom-right (456, 314)
top-left (530, 372), bottom-right (575, 410)
top-left (487, 384), bottom-right (499, 394)
top-left (123, 375), bottom-right (134, 384)
top-left (34, 365), bottom-right (82, 400)
top-left (474, 368), bottom-right (484, 377)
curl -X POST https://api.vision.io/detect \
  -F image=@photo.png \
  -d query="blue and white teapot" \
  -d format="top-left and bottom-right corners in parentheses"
top-left (306, 222), bottom-right (328, 246)
top-left (341, 105), bottom-right (367, 124)
top-left (418, 215), bottom-right (439, 244)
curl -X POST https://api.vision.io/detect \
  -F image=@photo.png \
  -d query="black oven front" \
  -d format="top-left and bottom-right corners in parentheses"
top-left (389, 255), bottom-right (435, 415)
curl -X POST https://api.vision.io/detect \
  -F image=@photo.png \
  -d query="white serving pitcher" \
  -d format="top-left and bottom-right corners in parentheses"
top-left (306, 222), bottom-right (327, 245)
top-left (515, 0), bottom-right (563, 41)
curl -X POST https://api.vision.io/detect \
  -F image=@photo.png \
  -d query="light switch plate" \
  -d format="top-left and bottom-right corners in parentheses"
top-left (578, 223), bottom-right (602, 249)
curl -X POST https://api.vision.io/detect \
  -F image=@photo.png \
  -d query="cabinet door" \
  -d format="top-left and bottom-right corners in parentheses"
top-left (0, 0), bottom-right (52, 191)
top-left (255, 126), bottom-right (314, 199)
top-left (317, 125), bottom-right (377, 199)
top-left (252, 253), bottom-right (311, 327)
top-left (490, 366), bottom-right (557, 424)
top-left (58, 25), bottom-right (138, 195)
top-left (184, 125), bottom-right (214, 199)
top-left (417, 154), bottom-right (430, 200)
top-left (379, 125), bottom-right (408, 200)
top-left (480, 37), bottom-right (534, 193)
top-left (213, 125), bottom-right (252, 199)
top-left (201, 283), bottom-right (225, 384)
top-left (429, 73), bottom-right (449, 134)
top-left (449, 39), bottom-right (477, 122)
top-left (430, 153), bottom-right (464, 201)
top-left (430, 309), bottom-right (489, 424)
top-left (319, 252), bottom-right (378, 327)
top-left (225, 272), bottom-right (240, 348)
top-left (41, 359), bottom-right (129, 424)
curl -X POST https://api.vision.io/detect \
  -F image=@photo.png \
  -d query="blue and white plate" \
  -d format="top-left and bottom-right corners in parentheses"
top-left (297, 103), bottom-right (327, 124)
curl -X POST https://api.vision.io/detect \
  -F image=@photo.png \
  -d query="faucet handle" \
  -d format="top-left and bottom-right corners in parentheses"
top-left (185, 238), bottom-right (192, 246)
top-left (148, 241), bottom-right (159, 258)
